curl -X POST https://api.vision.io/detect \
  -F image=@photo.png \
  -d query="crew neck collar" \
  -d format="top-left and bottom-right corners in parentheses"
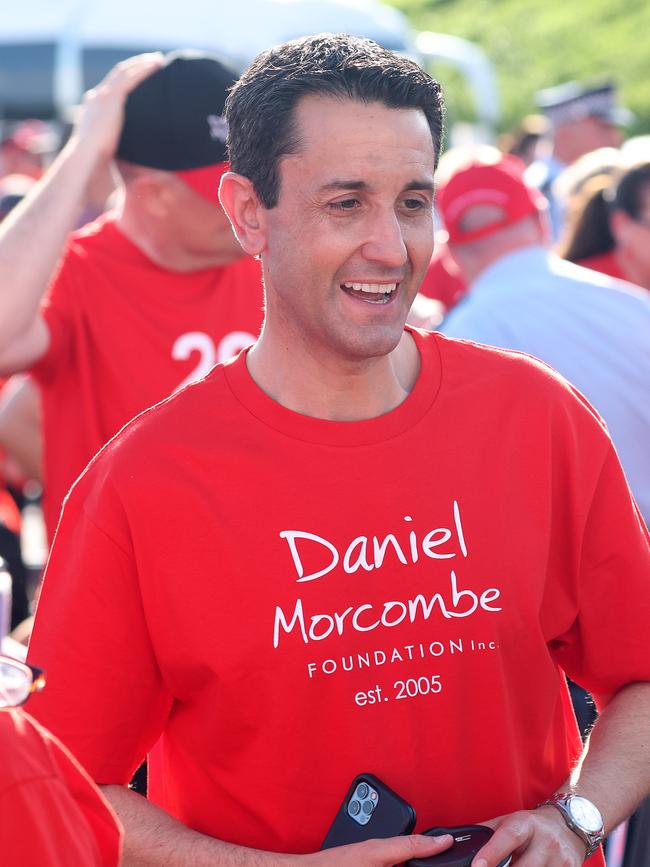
top-left (222, 327), bottom-right (442, 446)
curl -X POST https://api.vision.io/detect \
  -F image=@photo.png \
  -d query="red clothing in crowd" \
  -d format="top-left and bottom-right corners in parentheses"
top-left (28, 329), bottom-right (650, 863)
top-left (30, 214), bottom-right (264, 537)
top-left (0, 709), bottom-right (122, 865)
top-left (419, 233), bottom-right (467, 310)
top-left (577, 250), bottom-right (625, 281)
top-left (0, 488), bottom-right (20, 535)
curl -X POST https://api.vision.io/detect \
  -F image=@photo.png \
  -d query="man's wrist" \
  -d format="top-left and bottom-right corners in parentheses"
top-left (538, 793), bottom-right (604, 858)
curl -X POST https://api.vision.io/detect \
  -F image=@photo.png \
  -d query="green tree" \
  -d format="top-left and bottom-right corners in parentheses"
top-left (388, 0), bottom-right (650, 136)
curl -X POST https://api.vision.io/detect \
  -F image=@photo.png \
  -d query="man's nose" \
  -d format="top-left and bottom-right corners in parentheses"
top-left (360, 211), bottom-right (408, 268)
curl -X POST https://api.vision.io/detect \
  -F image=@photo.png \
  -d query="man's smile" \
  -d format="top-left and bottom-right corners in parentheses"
top-left (340, 281), bottom-right (399, 304)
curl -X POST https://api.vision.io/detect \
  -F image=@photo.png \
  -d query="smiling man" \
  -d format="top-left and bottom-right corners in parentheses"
top-left (230, 91), bottom-right (435, 419)
top-left (27, 35), bottom-right (650, 867)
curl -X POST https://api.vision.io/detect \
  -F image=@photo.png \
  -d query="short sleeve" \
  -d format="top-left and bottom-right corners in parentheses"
top-left (549, 444), bottom-right (650, 708)
top-left (27, 462), bottom-right (174, 784)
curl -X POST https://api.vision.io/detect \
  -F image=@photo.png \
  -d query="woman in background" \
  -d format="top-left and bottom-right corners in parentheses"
top-left (558, 161), bottom-right (650, 291)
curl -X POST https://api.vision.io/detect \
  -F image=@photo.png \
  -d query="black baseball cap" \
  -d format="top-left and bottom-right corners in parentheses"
top-left (117, 49), bottom-right (238, 200)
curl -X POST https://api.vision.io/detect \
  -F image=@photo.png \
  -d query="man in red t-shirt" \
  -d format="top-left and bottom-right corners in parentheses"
top-left (28, 35), bottom-right (650, 867)
top-left (0, 52), bottom-right (264, 538)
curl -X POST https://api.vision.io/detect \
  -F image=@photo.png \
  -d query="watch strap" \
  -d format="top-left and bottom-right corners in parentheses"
top-left (538, 793), bottom-right (604, 859)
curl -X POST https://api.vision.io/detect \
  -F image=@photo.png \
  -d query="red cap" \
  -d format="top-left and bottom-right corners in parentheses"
top-left (175, 161), bottom-right (230, 203)
top-left (438, 154), bottom-right (546, 245)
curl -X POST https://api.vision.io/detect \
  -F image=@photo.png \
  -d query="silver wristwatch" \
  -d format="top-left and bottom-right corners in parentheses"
top-left (539, 792), bottom-right (604, 858)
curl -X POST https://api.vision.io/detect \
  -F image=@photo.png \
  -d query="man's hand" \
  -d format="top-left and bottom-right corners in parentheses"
top-left (472, 807), bottom-right (588, 866)
top-left (71, 52), bottom-right (164, 162)
top-left (297, 833), bottom-right (453, 866)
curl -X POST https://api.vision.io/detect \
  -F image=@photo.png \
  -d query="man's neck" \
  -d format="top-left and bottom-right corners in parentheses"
top-left (115, 207), bottom-right (240, 273)
top-left (246, 328), bottom-right (420, 421)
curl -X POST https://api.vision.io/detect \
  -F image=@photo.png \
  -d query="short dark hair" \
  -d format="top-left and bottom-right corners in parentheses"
top-left (225, 33), bottom-right (445, 208)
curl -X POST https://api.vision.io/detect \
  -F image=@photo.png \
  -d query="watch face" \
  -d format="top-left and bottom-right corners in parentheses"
top-left (569, 796), bottom-right (603, 833)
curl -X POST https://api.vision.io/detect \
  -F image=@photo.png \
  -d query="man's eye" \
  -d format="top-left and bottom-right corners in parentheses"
top-left (403, 198), bottom-right (427, 211)
top-left (328, 199), bottom-right (360, 211)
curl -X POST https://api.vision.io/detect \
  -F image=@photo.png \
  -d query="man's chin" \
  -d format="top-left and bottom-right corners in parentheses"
top-left (336, 321), bottom-right (408, 362)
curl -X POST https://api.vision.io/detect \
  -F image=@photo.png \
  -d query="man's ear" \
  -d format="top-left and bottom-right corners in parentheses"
top-left (219, 173), bottom-right (267, 257)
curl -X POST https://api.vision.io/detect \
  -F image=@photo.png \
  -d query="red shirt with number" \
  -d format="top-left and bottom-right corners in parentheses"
top-left (28, 330), bottom-right (650, 864)
top-left (30, 214), bottom-right (263, 538)
top-left (0, 708), bottom-right (122, 865)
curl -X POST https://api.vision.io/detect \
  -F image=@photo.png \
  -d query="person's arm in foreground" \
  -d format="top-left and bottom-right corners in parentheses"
top-left (100, 785), bottom-right (452, 867)
top-left (0, 52), bottom-right (163, 374)
top-left (473, 681), bottom-right (650, 867)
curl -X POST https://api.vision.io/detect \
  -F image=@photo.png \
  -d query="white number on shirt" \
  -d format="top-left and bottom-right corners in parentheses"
top-left (172, 330), bottom-right (257, 390)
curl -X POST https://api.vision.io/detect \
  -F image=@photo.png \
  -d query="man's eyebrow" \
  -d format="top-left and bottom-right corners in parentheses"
top-left (318, 180), bottom-right (370, 193)
top-left (406, 180), bottom-right (435, 193)
top-left (318, 179), bottom-right (435, 194)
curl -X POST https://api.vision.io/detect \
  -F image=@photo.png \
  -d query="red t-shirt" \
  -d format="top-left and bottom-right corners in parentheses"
top-left (28, 330), bottom-right (650, 862)
top-left (0, 708), bottom-right (122, 865)
top-left (576, 250), bottom-right (625, 281)
top-left (30, 214), bottom-right (264, 538)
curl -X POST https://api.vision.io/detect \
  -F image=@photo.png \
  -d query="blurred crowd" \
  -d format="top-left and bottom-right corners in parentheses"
top-left (0, 45), bottom-right (648, 866)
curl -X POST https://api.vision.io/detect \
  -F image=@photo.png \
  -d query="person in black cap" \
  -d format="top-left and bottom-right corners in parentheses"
top-left (0, 51), bottom-right (264, 542)
top-left (527, 80), bottom-right (633, 237)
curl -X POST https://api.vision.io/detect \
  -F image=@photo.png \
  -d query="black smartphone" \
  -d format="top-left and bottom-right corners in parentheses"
top-left (321, 773), bottom-right (417, 849)
top-left (405, 825), bottom-right (512, 867)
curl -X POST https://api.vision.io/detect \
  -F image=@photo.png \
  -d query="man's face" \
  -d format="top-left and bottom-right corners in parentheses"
top-left (556, 116), bottom-right (622, 164)
top-left (583, 115), bottom-right (623, 150)
top-left (260, 95), bottom-right (436, 362)
top-left (618, 183), bottom-right (650, 287)
top-left (165, 175), bottom-right (245, 265)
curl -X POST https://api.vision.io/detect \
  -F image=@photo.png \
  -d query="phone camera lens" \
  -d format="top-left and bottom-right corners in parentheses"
top-left (362, 800), bottom-right (375, 815)
top-left (356, 783), bottom-right (369, 799)
top-left (348, 800), bottom-right (361, 816)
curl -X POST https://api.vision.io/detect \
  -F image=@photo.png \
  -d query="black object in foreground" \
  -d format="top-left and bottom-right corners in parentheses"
top-left (406, 824), bottom-right (512, 867)
top-left (321, 773), bottom-right (416, 849)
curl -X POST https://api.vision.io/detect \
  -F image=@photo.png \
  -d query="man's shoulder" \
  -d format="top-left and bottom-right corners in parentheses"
top-left (0, 710), bottom-right (56, 791)
top-left (436, 330), bottom-right (607, 425)
top-left (65, 212), bottom-right (119, 257)
top-left (437, 329), bottom-right (560, 378)
top-left (435, 332), bottom-right (614, 474)
top-left (443, 248), bottom-right (650, 337)
top-left (552, 255), bottom-right (650, 304)
top-left (74, 359), bottom-right (236, 485)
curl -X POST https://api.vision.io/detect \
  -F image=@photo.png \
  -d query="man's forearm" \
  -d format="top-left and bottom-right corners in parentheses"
top-left (101, 785), bottom-right (453, 867)
top-left (563, 681), bottom-right (650, 832)
top-left (0, 139), bottom-right (100, 348)
top-left (101, 784), bottom-right (290, 867)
